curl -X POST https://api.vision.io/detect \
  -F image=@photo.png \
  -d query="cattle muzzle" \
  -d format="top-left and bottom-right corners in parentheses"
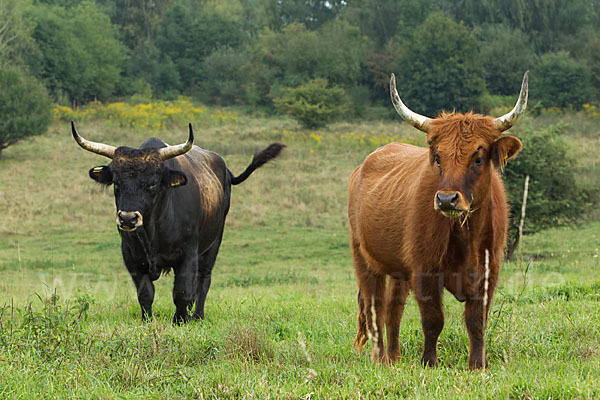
top-left (434, 190), bottom-right (470, 218)
top-left (117, 210), bottom-right (143, 231)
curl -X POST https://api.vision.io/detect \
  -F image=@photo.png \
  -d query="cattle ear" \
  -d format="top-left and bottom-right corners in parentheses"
top-left (490, 136), bottom-right (522, 169)
top-left (89, 166), bottom-right (113, 184)
top-left (164, 169), bottom-right (187, 188)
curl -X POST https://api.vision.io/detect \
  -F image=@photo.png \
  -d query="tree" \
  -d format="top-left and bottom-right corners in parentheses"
top-left (0, 66), bottom-right (51, 158)
top-left (242, 23), bottom-right (322, 104)
top-left (242, 20), bottom-right (368, 107)
top-left (199, 47), bottom-right (247, 105)
top-left (579, 34), bottom-right (600, 102)
top-left (156, 4), bottom-right (245, 94)
top-left (474, 24), bottom-right (536, 96)
top-left (392, 12), bottom-right (485, 117)
top-left (531, 51), bottom-right (594, 109)
top-left (29, 1), bottom-right (127, 105)
top-left (0, 0), bottom-right (34, 66)
top-left (264, 0), bottom-right (345, 30)
top-left (445, 0), bottom-right (599, 54)
top-left (97, 0), bottom-right (174, 50)
top-left (316, 20), bottom-right (370, 87)
top-left (127, 39), bottom-right (181, 98)
top-left (341, 0), bottom-right (402, 46)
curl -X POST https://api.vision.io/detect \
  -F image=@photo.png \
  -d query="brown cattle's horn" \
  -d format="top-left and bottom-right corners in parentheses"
top-left (390, 73), bottom-right (431, 133)
top-left (71, 120), bottom-right (116, 159)
top-left (157, 123), bottom-right (194, 161)
top-left (494, 71), bottom-right (529, 132)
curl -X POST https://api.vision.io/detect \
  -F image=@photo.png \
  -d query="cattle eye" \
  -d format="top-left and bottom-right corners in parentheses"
top-left (474, 157), bottom-right (484, 167)
top-left (114, 184), bottom-right (120, 193)
top-left (148, 183), bottom-right (158, 191)
top-left (434, 155), bottom-right (441, 168)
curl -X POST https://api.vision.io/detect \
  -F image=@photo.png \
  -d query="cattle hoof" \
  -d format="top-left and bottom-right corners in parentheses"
top-left (191, 312), bottom-right (205, 320)
top-left (353, 333), bottom-right (368, 353)
top-left (386, 350), bottom-right (401, 364)
top-left (469, 360), bottom-right (489, 370)
top-left (421, 356), bottom-right (438, 368)
top-left (172, 313), bottom-right (191, 325)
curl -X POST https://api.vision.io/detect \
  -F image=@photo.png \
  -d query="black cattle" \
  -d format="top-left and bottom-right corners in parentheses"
top-left (72, 122), bottom-right (284, 323)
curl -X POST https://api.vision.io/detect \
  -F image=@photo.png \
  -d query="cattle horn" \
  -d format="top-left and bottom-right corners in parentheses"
top-left (71, 121), bottom-right (116, 159)
top-left (390, 73), bottom-right (431, 133)
top-left (158, 123), bottom-right (194, 161)
top-left (493, 71), bottom-right (529, 132)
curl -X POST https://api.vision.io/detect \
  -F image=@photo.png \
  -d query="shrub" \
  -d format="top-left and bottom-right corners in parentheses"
top-left (504, 123), bottom-right (593, 257)
top-left (52, 98), bottom-right (238, 130)
top-left (0, 67), bottom-right (51, 158)
top-left (273, 78), bottom-right (350, 129)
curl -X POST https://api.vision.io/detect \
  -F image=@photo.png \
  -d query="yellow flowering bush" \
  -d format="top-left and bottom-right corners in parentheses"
top-left (583, 103), bottom-right (600, 119)
top-left (280, 128), bottom-right (425, 152)
top-left (52, 98), bottom-right (238, 130)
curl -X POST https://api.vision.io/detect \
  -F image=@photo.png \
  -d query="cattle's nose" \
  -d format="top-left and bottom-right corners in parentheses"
top-left (436, 192), bottom-right (460, 211)
top-left (118, 211), bottom-right (139, 229)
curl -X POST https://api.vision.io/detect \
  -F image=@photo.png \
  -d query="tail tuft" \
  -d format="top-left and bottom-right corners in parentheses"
top-left (231, 143), bottom-right (286, 185)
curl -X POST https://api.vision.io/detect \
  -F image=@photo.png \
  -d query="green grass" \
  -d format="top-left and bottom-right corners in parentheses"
top-left (0, 113), bottom-right (599, 399)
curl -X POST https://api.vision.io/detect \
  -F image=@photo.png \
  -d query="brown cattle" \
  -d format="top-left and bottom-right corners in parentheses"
top-left (348, 72), bottom-right (528, 369)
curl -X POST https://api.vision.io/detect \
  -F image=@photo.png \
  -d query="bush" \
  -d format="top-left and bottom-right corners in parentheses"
top-left (52, 98), bottom-right (238, 130)
top-left (0, 67), bottom-right (51, 158)
top-left (504, 123), bottom-right (594, 256)
top-left (273, 78), bottom-right (350, 129)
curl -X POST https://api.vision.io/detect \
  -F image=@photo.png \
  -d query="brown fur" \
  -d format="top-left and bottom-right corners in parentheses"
top-left (348, 112), bottom-right (522, 369)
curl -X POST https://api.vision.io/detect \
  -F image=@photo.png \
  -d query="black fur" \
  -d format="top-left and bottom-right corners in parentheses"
top-left (230, 143), bottom-right (286, 185)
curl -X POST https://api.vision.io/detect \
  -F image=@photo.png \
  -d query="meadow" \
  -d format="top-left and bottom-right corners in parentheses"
top-left (0, 105), bottom-right (599, 399)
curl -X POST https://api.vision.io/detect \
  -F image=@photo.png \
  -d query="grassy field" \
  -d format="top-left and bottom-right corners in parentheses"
top-left (0, 111), bottom-right (599, 399)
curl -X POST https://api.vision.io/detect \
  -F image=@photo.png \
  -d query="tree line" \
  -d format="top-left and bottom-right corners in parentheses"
top-left (0, 0), bottom-right (596, 246)
top-left (1, 0), bottom-right (600, 117)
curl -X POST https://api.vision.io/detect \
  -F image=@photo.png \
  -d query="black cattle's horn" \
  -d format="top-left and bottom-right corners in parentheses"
top-left (71, 121), bottom-right (116, 159)
top-left (493, 71), bottom-right (529, 132)
top-left (158, 123), bottom-right (194, 161)
top-left (390, 73), bottom-right (432, 133)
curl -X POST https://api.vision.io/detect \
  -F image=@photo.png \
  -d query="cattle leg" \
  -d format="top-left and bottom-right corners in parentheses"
top-left (172, 256), bottom-right (199, 324)
top-left (352, 248), bottom-right (386, 362)
top-left (465, 298), bottom-right (487, 369)
top-left (129, 271), bottom-right (155, 321)
top-left (465, 258), bottom-right (498, 370)
top-left (354, 290), bottom-right (368, 352)
top-left (385, 277), bottom-right (410, 363)
top-left (413, 273), bottom-right (444, 367)
top-left (192, 234), bottom-right (222, 320)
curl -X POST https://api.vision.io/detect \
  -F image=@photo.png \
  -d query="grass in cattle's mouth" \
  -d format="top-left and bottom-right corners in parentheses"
top-left (442, 209), bottom-right (467, 219)
top-left (442, 209), bottom-right (478, 228)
